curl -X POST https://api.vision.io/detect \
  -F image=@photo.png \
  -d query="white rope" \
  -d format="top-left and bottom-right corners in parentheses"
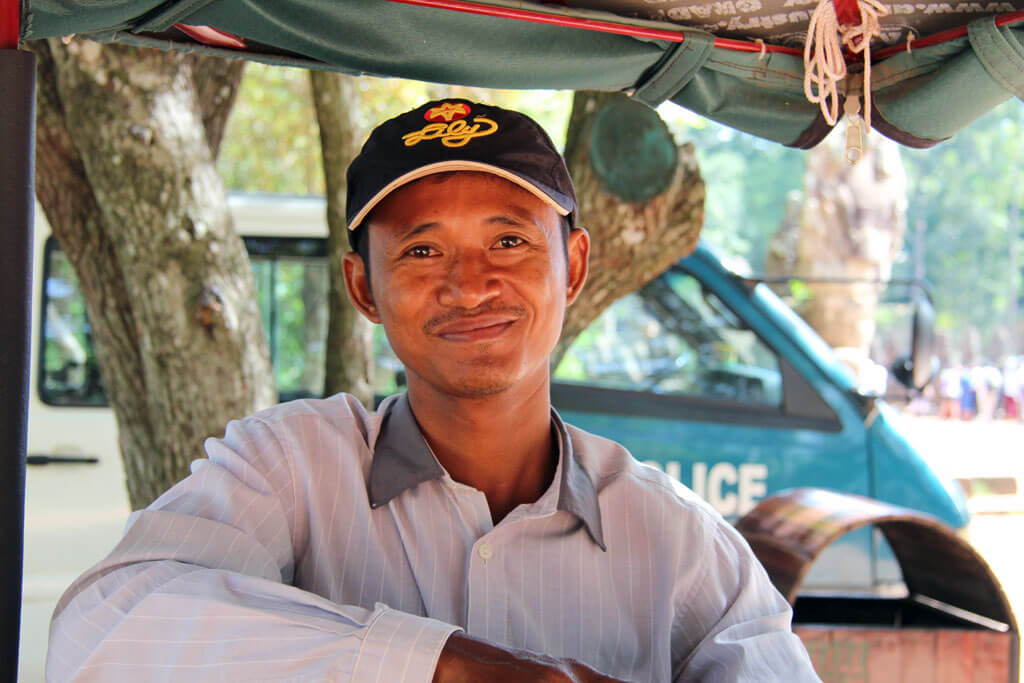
top-left (803, 0), bottom-right (889, 129)
top-left (804, 0), bottom-right (846, 125)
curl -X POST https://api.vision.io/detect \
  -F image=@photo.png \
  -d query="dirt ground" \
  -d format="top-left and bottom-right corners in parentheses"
top-left (970, 513), bottom-right (1024, 678)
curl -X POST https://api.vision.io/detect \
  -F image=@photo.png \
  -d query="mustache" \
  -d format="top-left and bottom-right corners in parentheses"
top-left (423, 303), bottom-right (526, 334)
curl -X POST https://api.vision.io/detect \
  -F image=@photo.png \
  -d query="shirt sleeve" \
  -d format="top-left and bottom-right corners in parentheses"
top-left (46, 414), bottom-right (460, 682)
top-left (672, 514), bottom-right (821, 682)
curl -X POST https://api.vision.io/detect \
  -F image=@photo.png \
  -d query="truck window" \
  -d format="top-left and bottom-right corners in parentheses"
top-left (40, 236), bottom-right (403, 405)
top-left (554, 268), bottom-right (783, 407)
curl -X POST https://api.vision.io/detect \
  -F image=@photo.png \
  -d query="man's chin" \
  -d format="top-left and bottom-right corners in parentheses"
top-left (407, 356), bottom-right (547, 400)
top-left (445, 377), bottom-right (512, 399)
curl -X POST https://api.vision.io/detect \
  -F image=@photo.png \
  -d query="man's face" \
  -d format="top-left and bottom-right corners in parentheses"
top-left (344, 172), bottom-right (588, 400)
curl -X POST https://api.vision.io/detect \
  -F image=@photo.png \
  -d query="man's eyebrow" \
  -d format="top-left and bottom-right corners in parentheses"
top-left (485, 214), bottom-right (532, 228)
top-left (392, 221), bottom-right (441, 243)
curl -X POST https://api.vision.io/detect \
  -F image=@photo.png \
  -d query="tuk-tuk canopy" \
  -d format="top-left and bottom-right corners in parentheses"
top-left (1, 1), bottom-right (1022, 678)
top-left (15, 0), bottom-right (1024, 148)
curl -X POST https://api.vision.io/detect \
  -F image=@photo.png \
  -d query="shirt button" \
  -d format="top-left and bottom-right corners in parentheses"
top-left (477, 542), bottom-right (494, 561)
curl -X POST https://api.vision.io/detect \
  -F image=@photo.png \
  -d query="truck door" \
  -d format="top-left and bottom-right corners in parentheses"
top-left (551, 257), bottom-right (874, 590)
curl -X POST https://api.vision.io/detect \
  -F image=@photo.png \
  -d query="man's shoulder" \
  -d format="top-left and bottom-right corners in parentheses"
top-left (200, 393), bottom-right (392, 500)
top-left (247, 392), bottom-right (374, 421)
top-left (234, 392), bottom-right (386, 452)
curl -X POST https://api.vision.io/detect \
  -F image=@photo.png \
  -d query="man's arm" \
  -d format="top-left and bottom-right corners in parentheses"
top-left (47, 414), bottom-right (458, 681)
top-left (434, 633), bottom-right (625, 683)
top-left (672, 516), bottom-right (820, 682)
top-left (47, 411), bottom-right (629, 682)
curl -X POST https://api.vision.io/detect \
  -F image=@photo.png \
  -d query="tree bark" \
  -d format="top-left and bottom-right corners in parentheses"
top-left (765, 133), bottom-right (908, 354)
top-left (31, 39), bottom-right (275, 509)
top-left (188, 54), bottom-right (246, 154)
top-left (555, 92), bottom-right (705, 366)
top-left (309, 69), bottom-right (375, 406)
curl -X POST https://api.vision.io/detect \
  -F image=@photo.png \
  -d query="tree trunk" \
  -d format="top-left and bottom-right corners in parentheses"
top-left (766, 133), bottom-right (908, 354)
top-left (32, 40), bottom-right (275, 509)
top-left (555, 92), bottom-right (705, 366)
top-left (188, 54), bottom-right (246, 153)
top-left (309, 70), bottom-right (375, 406)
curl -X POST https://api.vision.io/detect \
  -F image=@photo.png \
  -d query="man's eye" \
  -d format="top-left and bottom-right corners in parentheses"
top-left (406, 245), bottom-right (435, 258)
top-left (496, 236), bottom-right (526, 249)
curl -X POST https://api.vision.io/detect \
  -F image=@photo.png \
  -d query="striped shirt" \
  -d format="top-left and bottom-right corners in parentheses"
top-left (48, 393), bottom-right (818, 682)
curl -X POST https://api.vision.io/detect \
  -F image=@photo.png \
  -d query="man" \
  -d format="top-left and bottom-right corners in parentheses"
top-left (48, 99), bottom-right (818, 682)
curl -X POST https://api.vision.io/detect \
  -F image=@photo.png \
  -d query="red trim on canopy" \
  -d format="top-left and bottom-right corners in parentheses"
top-left (1, 0), bottom-right (20, 49)
top-left (874, 9), bottom-right (1024, 59)
top-left (715, 37), bottom-right (802, 56)
top-left (390, 0), bottom-right (687, 42)
top-left (175, 24), bottom-right (247, 49)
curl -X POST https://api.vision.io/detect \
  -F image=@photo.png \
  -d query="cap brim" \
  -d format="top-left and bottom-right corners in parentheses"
top-left (348, 160), bottom-right (572, 233)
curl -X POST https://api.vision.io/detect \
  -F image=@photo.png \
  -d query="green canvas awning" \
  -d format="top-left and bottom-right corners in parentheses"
top-left (18, 0), bottom-right (1024, 147)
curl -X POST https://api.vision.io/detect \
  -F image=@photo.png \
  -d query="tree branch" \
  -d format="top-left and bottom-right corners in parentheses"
top-left (309, 69), bottom-right (375, 405)
top-left (187, 54), bottom-right (246, 156)
top-left (555, 91), bottom-right (705, 367)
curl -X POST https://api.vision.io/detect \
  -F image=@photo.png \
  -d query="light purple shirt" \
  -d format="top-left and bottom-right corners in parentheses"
top-left (48, 393), bottom-right (818, 682)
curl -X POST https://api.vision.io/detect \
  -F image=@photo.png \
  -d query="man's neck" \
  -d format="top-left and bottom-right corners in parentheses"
top-left (405, 377), bottom-right (557, 525)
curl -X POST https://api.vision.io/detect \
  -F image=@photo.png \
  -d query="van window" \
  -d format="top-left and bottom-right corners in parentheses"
top-left (247, 237), bottom-right (329, 401)
top-left (554, 268), bottom-right (783, 406)
top-left (40, 236), bottom-right (403, 405)
top-left (39, 239), bottom-right (108, 406)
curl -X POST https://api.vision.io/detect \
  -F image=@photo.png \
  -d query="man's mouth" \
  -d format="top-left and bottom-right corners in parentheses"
top-left (431, 313), bottom-right (520, 342)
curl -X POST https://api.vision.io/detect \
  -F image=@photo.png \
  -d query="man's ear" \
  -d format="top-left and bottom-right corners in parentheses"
top-left (342, 252), bottom-right (381, 323)
top-left (566, 227), bottom-right (590, 307)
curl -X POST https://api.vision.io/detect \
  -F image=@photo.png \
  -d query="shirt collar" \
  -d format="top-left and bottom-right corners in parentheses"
top-left (368, 393), bottom-right (606, 551)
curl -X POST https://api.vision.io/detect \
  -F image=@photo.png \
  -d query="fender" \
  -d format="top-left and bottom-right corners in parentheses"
top-left (737, 488), bottom-right (1019, 682)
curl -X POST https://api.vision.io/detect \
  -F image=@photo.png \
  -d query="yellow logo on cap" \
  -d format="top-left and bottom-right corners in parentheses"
top-left (403, 102), bottom-right (498, 148)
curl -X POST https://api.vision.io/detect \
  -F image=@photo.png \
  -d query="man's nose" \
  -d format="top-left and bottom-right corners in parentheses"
top-left (437, 252), bottom-right (501, 309)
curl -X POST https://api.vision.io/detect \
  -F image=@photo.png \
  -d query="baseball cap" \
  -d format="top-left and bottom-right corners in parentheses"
top-left (345, 99), bottom-right (577, 248)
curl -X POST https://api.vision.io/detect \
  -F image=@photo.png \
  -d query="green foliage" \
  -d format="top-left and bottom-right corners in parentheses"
top-left (788, 279), bottom-right (812, 303)
top-left (219, 65), bottom-right (325, 194)
top-left (271, 261), bottom-right (313, 389)
top-left (895, 100), bottom-right (1023, 361)
top-left (657, 105), bottom-right (805, 271)
top-left (219, 65), bottom-right (571, 195)
top-left (660, 99), bottom-right (1023, 363)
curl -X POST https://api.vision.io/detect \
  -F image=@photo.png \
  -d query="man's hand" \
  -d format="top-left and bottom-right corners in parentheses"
top-left (433, 632), bottom-right (627, 683)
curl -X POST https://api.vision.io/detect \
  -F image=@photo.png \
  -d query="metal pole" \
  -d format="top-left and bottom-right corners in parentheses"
top-left (914, 217), bottom-right (926, 288)
top-left (0, 43), bottom-right (36, 681)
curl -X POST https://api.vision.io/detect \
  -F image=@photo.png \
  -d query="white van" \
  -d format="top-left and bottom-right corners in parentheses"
top-left (21, 194), bottom-right (334, 682)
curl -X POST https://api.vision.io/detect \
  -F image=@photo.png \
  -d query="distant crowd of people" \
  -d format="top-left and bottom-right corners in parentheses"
top-left (936, 357), bottom-right (1024, 420)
